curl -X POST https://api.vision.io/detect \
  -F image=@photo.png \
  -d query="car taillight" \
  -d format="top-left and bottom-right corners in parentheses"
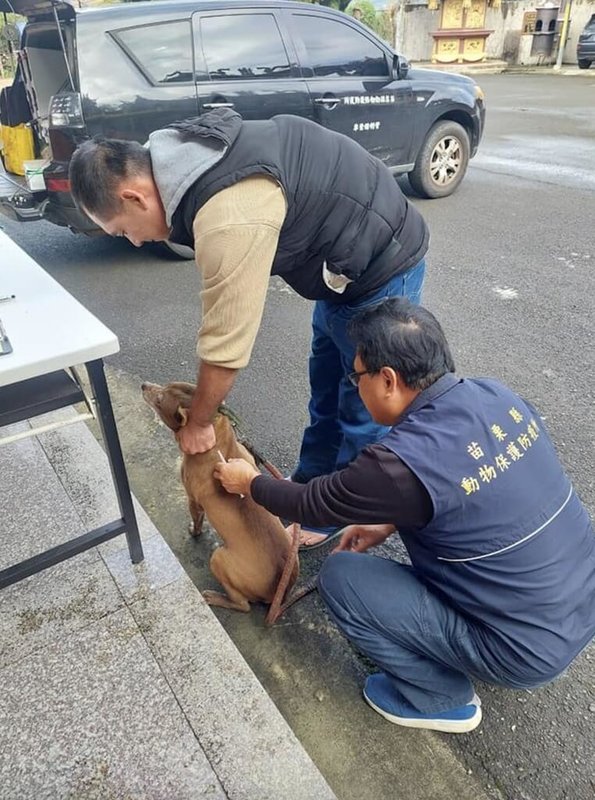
top-left (46, 177), bottom-right (71, 192)
top-left (49, 93), bottom-right (84, 129)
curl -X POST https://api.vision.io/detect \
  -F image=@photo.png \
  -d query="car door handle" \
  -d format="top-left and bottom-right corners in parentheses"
top-left (314, 97), bottom-right (339, 106)
top-left (202, 102), bottom-right (235, 109)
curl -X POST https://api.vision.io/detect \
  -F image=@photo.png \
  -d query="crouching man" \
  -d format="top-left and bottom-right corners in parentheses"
top-left (215, 297), bottom-right (595, 733)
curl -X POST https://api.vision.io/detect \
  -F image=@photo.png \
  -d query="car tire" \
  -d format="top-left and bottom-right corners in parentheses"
top-left (577, 59), bottom-right (592, 70)
top-left (408, 120), bottom-right (470, 199)
top-left (152, 241), bottom-right (195, 260)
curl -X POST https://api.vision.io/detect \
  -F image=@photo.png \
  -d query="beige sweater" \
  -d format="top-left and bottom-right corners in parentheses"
top-left (192, 174), bottom-right (287, 369)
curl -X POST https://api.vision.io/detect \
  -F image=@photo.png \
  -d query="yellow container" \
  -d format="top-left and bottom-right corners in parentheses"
top-left (0, 124), bottom-right (35, 176)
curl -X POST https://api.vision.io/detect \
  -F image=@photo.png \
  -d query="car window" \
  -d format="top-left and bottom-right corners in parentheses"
top-left (292, 14), bottom-right (389, 78)
top-left (197, 14), bottom-right (291, 81)
top-left (112, 20), bottom-right (193, 84)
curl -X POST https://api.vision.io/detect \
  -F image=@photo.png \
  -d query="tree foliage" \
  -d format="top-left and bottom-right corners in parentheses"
top-left (345, 0), bottom-right (377, 28)
top-left (0, 14), bottom-right (24, 78)
top-left (299, 0), bottom-right (395, 47)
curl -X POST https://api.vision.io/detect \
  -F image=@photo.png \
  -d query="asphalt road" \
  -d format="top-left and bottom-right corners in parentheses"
top-left (2, 73), bottom-right (594, 800)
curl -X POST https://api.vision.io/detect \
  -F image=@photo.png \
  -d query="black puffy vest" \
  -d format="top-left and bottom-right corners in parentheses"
top-left (169, 111), bottom-right (429, 303)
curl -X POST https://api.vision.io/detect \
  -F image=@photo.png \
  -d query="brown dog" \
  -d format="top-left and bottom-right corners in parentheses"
top-left (141, 381), bottom-right (299, 616)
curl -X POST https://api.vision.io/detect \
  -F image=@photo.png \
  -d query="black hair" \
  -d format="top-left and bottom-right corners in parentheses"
top-left (348, 297), bottom-right (455, 390)
top-left (69, 136), bottom-right (152, 218)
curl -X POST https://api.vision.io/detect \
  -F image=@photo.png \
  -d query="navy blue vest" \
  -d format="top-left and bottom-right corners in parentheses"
top-left (382, 375), bottom-right (595, 683)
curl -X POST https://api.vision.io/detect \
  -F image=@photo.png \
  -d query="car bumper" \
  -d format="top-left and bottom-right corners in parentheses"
top-left (0, 189), bottom-right (99, 234)
top-left (470, 101), bottom-right (485, 158)
top-left (577, 43), bottom-right (595, 59)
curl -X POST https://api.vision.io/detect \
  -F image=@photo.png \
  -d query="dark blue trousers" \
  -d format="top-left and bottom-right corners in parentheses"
top-left (294, 260), bottom-right (425, 482)
top-left (318, 552), bottom-right (551, 714)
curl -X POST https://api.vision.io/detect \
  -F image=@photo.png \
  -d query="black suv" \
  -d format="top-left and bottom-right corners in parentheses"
top-left (577, 13), bottom-right (595, 69)
top-left (0, 0), bottom-right (485, 246)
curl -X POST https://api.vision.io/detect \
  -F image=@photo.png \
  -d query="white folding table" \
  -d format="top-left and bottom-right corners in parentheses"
top-left (0, 230), bottom-right (143, 588)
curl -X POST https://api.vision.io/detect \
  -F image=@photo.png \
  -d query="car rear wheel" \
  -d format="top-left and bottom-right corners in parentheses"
top-left (408, 120), bottom-right (470, 199)
top-left (577, 59), bottom-right (592, 69)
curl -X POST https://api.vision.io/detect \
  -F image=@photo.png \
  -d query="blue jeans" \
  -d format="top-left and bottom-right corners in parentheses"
top-left (318, 553), bottom-right (555, 713)
top-left (294, 259), bottom-right (425, 482)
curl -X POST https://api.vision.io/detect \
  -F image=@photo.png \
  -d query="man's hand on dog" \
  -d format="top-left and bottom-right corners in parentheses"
top-left (214, 458), bottom-right (260, 496)
top-left (177, 421), bottom-right (216, 454)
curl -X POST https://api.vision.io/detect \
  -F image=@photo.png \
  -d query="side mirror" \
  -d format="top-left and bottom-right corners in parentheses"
top-left (393, 54), bottom-right (410, 80)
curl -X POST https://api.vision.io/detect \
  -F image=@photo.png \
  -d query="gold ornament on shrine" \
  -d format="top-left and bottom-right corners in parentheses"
top-left (430, 0), bottom-right (496, 63)
top-left (428, 0), bottom-right (500, 9)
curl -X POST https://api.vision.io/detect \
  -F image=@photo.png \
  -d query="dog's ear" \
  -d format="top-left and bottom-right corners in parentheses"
top-left (176, 405), bottom-right (189, 427)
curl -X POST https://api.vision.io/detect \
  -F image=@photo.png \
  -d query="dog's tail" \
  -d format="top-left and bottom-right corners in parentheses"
top-left (269, 574), bottom-right (319, 625)
top-left (265, 522), bottom-right (319, 626)
top-left (265, 523), bottom-right (303, 626)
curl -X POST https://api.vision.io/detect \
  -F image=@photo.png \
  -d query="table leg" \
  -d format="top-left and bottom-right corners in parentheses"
top-left (86, 359), bottom-right (143, 564)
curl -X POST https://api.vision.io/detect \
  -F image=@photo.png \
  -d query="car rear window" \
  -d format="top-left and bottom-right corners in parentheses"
top-left (197, 14), bottom-right (291, 81)
top-left (112, 20), bottom-right (193, 84)
top-left (292, 14), bottom-right (389, 78)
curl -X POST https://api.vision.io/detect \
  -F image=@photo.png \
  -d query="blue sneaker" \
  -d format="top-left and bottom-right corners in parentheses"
top-left (363, 673), bottom-right (482, 734)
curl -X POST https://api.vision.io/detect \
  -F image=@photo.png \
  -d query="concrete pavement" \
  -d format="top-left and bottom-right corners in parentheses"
top-left (0, 408), bottom-right (337, 800)
top-left (410, 60), bottom-right (593, 76)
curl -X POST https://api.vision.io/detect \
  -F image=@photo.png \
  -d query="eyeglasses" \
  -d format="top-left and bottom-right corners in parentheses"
top-left (347, 370), bottom-right (373, 387)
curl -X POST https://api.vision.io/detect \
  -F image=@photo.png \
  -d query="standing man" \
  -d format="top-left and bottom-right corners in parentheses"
top-left (215, 297), bottom-right (595, 733)
top-left (69, 109), bottom-right (428, 545)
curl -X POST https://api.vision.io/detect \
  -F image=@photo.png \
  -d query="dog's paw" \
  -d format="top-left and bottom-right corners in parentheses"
top-left (189, 520), bottom-right (204, 537)
top-left (202, 590), bottom-right (251, 612)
